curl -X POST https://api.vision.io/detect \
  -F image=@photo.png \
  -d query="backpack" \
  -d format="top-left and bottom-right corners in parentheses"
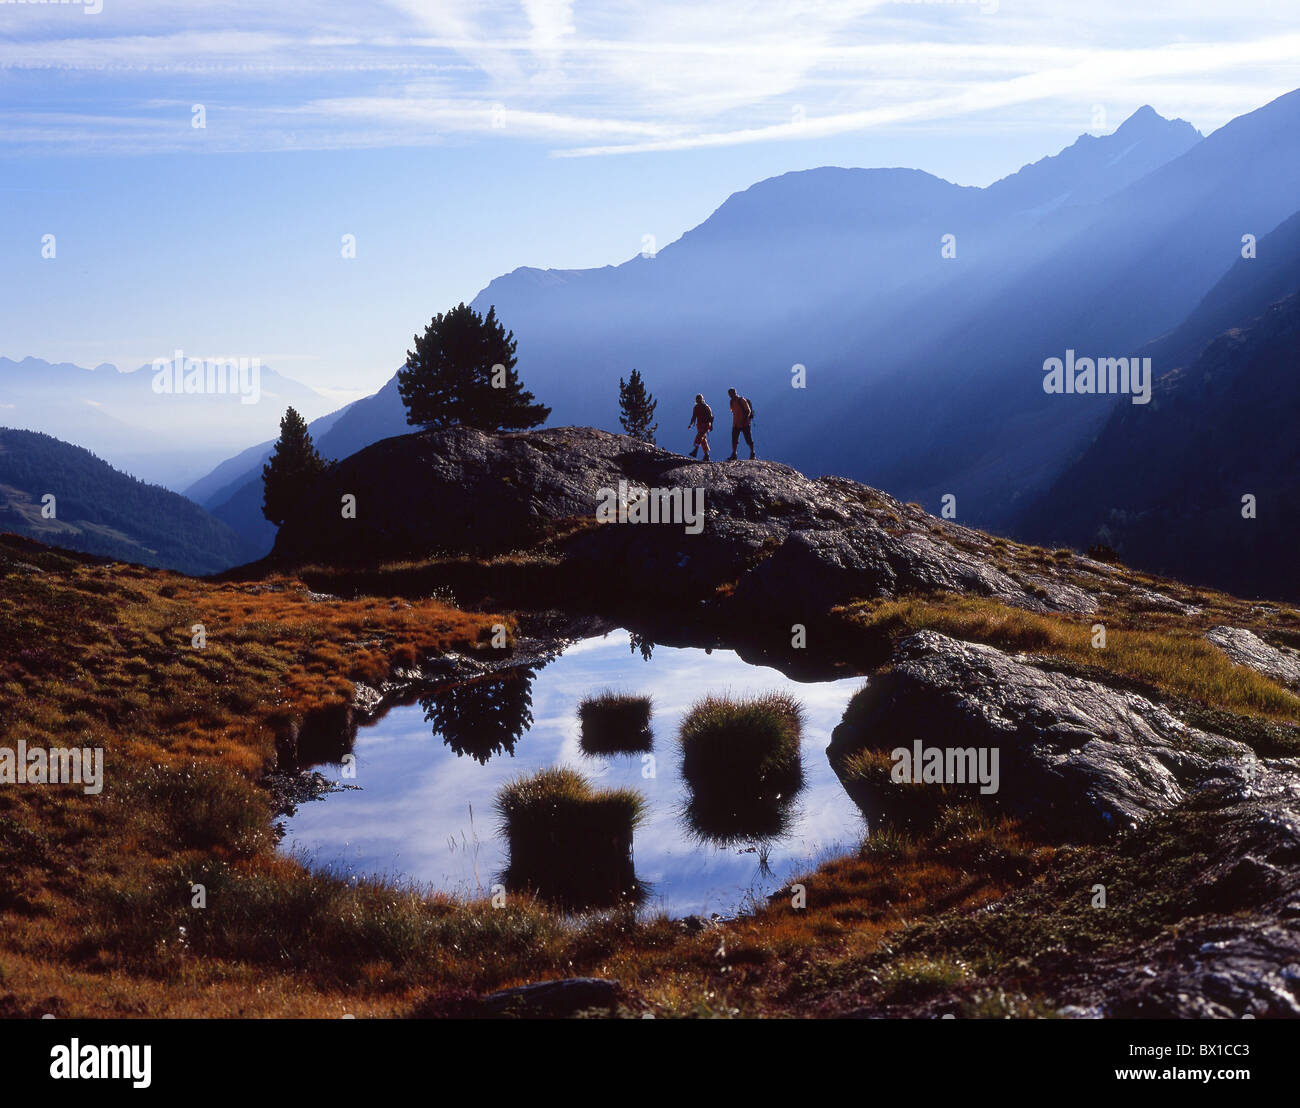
top-left (741, 396), bottom-right (755, 422)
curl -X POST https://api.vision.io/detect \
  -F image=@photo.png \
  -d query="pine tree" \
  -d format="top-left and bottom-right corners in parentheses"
top-left (397, 303), bottom-right (550, 431)
top-left (618, 369), bottom-right (659, 444)
top-left (261, 407), bottom-right (328, 527)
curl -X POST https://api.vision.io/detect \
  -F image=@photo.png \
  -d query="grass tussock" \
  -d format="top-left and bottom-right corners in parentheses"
top-left (678, 694), bottom-right (803, 787)
top-left (678, 694), bottom-right (804, 844)
top-left (495, 767), bottom-right (647, 909)
top-left (578, 691), bottom-right (654, 755)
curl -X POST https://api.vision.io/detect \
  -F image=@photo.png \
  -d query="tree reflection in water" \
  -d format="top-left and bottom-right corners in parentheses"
top-left (419, 663), bottom-right (543, 765)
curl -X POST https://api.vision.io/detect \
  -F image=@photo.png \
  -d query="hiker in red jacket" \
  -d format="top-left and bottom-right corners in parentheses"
top-left (726, 387), bottom-right (755, 461)
top-left (688, 394), bottom-right (713, 460)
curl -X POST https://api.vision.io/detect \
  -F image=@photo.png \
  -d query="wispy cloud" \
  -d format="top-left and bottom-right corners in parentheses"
top-left (554, 33), bottom-right (1300, 156)
top-left (1, 1), bottom-right (1296, 156)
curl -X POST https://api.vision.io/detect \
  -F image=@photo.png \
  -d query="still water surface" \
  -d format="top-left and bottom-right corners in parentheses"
top-left (280, 633), bottom-right (866, 917)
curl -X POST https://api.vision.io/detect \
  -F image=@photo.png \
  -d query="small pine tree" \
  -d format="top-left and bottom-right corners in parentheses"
top-left (618, 369), bottom-right (659, 444)
top-left (262, 407), bottom-right (328, 527)
top-left (398, 302), bottom-right (550, 431)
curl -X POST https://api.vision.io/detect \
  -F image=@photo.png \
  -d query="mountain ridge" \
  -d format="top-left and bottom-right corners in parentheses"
top-left (0, 427), bottom-right (255, 574)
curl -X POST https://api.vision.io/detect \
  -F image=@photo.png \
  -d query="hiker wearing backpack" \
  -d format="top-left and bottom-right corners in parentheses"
top-left (688, 394), bottom-right (713, 461)
top-left (726, 387), bottom-right (756, 461)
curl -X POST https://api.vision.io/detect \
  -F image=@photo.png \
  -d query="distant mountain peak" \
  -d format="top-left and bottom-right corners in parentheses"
top-left (1120, 103), bottom-right (1160, 126)
top-left (984, 105), bottom-right (1202, 212)
top-left (1114, 103), bottom-right (1200, 140)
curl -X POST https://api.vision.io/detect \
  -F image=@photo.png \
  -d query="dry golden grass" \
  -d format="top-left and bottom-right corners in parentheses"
top-left (0, 537), bottom-right (523, 1016)
top-left (840, 594), bottom-right (1300, 722)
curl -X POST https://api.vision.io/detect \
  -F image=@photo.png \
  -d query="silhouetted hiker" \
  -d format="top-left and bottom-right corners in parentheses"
top-left (726, 387), bottom-right (755, 460)
top-left (689, 393), bottom-right (713, 460)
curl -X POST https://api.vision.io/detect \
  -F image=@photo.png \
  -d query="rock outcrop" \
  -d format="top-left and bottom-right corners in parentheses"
top-left (829, 630), bottom-right (1254, 841)
top-left (272, 426), bottom-right (1105, 619)
top-left (1207, 625), bottom-right (1300, 692)
top-left (477, 977), bottom-right (623, 1018)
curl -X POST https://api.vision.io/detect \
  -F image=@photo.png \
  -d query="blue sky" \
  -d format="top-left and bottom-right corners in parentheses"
top-left (2, 0), bottom-right (1297, 405)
